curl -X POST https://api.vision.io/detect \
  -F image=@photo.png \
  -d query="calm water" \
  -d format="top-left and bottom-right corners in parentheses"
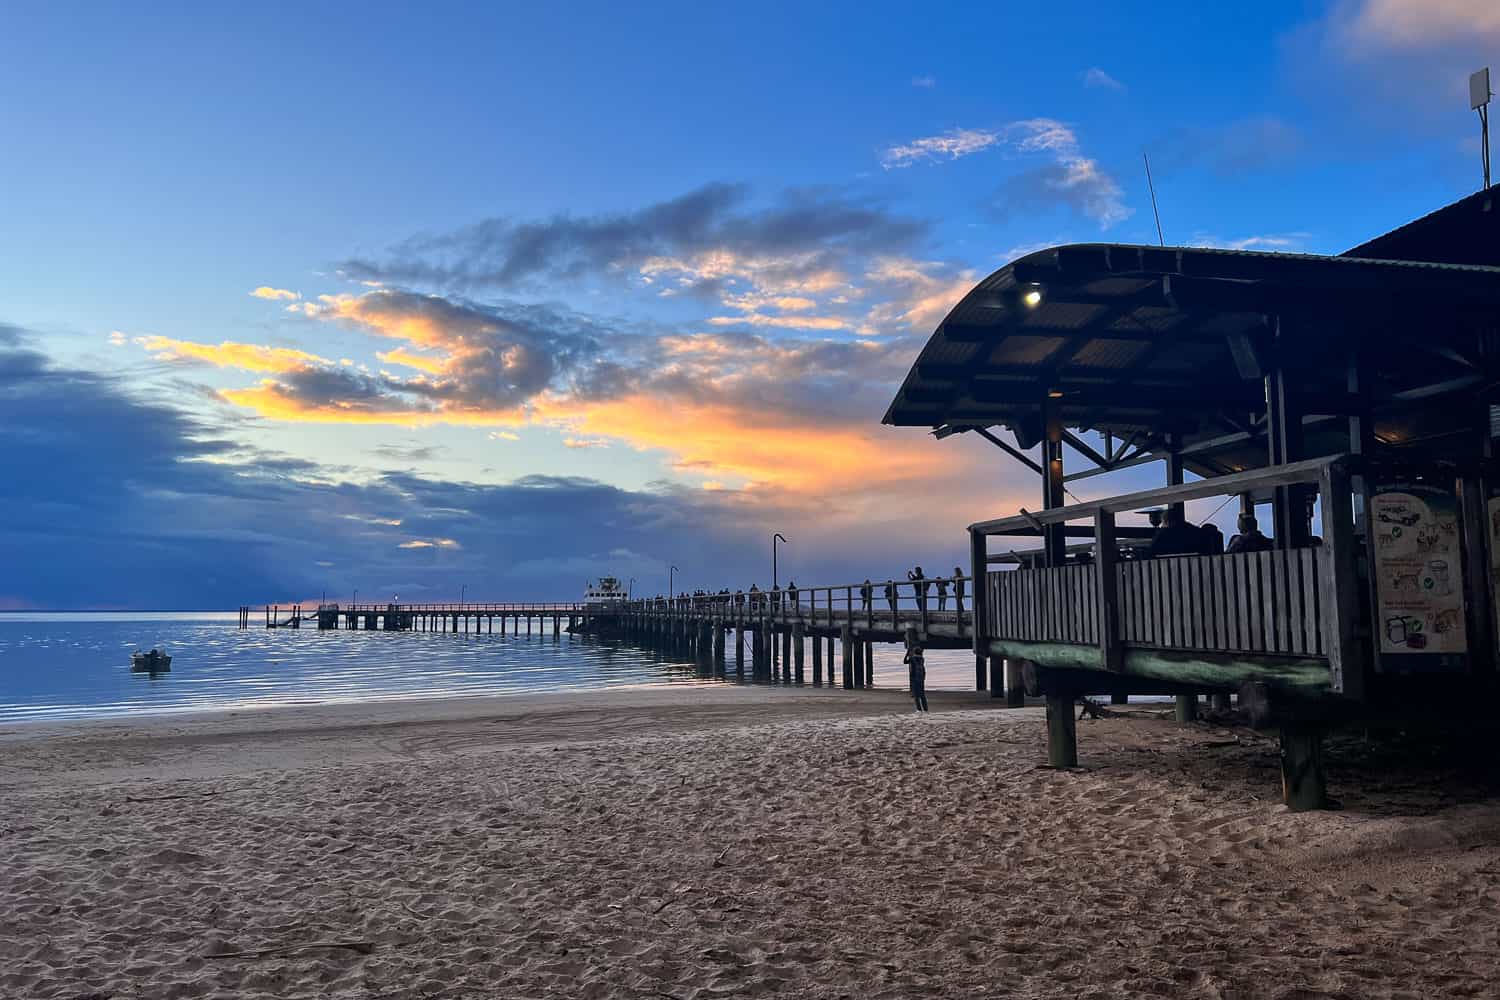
top-left (0, 613), bottom-right (981, 722)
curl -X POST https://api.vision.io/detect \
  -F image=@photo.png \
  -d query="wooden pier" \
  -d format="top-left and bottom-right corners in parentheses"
top-left (252, 602), bottom-right (586, 638)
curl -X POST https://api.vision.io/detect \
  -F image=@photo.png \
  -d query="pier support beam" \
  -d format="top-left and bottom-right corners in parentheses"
top-left (852, 637), bottom-right (865, 689)
top-left (735, 628), bottom-right (744, 677)
top-left (864, 640), bottom-right (874, 687)
top-left (1279, 724), bottom-right (1327, 812)
top-left (811, 631), bottom-right (823, 685)
top-left (781, 628), bottom-right (791, 684)
top-left (989, 655), bottom-right (1005, 699)
top-left (1045, 693), bottom-right (1078, 769)
top-left (1175, 695), bottom-right (1199, 724)
top-left (1005, 658), bottom-right (1025, 708)
top-left (793, 623), bottom-right (805, 684)
top-left (840, 626), bottom-right (853, 690)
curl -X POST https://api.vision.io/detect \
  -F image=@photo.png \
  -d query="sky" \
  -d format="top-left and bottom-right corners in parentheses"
top-left (1, 0), bottom-right (1496, 609)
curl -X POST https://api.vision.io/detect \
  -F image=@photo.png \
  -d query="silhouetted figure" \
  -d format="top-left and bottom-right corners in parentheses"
top-left (935, 576), bottom-right (949, 612)
top-left (1146, 508), bottom-right (1202, 558)
top-left (1226, 514), bottom-right (1273, 554)
top-left (884, 579), bottom-right (898, 620)
top-left (748, 583), bottom-right (760, 611)
top-left (1200, 522), bottom-right (1225, 555)
top-left (953, 567), bottom-right (966, 616)
top-left (770, 585), bottom-right (781, 614)
top-left (787, 581), bottom-right (799, 616)
top-left (904, 641), bottom-right (929, 712)
top-left (860, 579), bottom-right (874, 615)
top-left (907, 566), bottom-right (928, 614)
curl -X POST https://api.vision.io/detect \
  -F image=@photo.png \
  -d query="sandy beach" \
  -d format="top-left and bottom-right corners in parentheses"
top-left (4, 686), bottom-right (1500, 999)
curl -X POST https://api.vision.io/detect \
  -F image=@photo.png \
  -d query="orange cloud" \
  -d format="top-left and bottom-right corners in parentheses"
top-left (250, 286), bottom-right (300, 301)
top-left (139, 336), bottom-right (331, 374)
top-left (376, 347), bottom-right (448, 374)
top-left (219, 380), bottom-right (527, 428)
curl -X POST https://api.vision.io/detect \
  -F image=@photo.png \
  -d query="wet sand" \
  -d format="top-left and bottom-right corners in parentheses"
top-left (3, 686), bottom-right (1500, 998)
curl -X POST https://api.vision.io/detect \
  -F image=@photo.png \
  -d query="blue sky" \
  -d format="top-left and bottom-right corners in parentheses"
top-left (1, 0), bottom-right (1495, 607)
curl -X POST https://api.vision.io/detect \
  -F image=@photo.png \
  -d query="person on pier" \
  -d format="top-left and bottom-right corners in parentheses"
top-left (748, 583), bottom-right (760, 611)
top-left (904, 640), bottom-right (929, 712)
top-left (884, 579), bottom-right (898, 621)
top-left (787, 580), bottom-right (798, 614)
top-left (860, 579), bottom-right (874, 615)
top-left (952, 567), bottom-right (966, 616)
top-left (935, 575), bottom-right (949, 612)
top-left (907, 567), bottom-right (928, 614)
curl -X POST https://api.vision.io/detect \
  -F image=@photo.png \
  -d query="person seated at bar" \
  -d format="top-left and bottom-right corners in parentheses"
top-left (1200, 521), bottom-right (1225, 555)
top-left (1145, 507), bottom-right (1202, 558)
top-left (1226, 513), bottom-right (1273, 554)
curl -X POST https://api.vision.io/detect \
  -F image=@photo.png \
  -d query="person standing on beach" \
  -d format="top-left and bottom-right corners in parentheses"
top-left (904, 640), bottom-right (929, 712)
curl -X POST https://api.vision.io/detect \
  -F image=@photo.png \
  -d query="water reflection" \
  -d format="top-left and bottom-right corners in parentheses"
top-left (0, 612), bottom-right (984, 722)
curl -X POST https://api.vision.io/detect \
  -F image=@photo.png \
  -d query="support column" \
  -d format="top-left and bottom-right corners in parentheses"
top-left (1042, 397), bottom-right (1066, 567)
top-left (1279, 724), bottom-right (1327, 811)
top-left (1045, 693), bottom-right (1078, 768)
top-left (864, 640), bottom-right (874, 687)
top-left (781, 628), bottom-right (792, 684)
top-left (793, 623), bottom-right (805, 684)
top-left (852, 637), bottom-right (864, 689)
top-left (1005, 658), bottom-right (1024, 708)
top-left (1210, 692), bottom-right (1231, 712)
top-left (1175, 694), bottom-right (1199, 724)
top-left (735, 627), bottom-right (744, 677)
top-left (970, 526), bottom-right (988, 691)
top-left (989, 655), bottom-right (1005, 699)
top-left (811, 630), bottom-right (823, 685)
top-left (840, 625), bottom-right (853, 689)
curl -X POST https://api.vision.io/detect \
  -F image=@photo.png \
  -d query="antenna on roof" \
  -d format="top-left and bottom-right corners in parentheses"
top-left (1472, 67), bottom-right (1493, 190)
top-left (1143, 152), bottom-right (1165, 247)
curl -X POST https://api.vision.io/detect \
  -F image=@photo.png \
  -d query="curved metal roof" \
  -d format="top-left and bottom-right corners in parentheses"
top-left (883, 241), bottom-right (1500, 475)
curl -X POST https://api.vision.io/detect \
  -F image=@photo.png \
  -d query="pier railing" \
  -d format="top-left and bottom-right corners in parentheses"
top-left (623, 574), bottom-right (975, 636)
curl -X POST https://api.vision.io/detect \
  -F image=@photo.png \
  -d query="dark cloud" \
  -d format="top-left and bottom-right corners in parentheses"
top-left (0, 326), bottom-right (830, 608)
top-left (339, 183), bottom-right (928, 291)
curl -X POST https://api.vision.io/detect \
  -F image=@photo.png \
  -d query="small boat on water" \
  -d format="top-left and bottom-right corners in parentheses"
top-left (130, 648), bottom-right (172, 672)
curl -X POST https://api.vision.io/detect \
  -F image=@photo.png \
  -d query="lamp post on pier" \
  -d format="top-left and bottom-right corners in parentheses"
top-left (628, 576), bottom-right (636, 599)
top-left (773, 533), bottom-right (788, 589)
top-left (460, 584), bottom-right (467, 609)
top-left (669, 565), bottom-right (679, 600)
top-left (352, 589), bottom-right (358, 609)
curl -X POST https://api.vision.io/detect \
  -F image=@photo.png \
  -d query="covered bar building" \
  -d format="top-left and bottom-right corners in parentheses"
top-left (884, 190), bottom-right (1500, 808)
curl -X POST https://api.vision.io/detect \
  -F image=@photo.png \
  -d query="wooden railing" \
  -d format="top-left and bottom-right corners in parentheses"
top-left (986, 549), bottom-right (1326, 659)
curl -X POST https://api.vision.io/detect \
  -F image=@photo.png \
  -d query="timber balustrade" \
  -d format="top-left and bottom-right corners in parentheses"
top-left (969, 454), bottom-right (1364, 698)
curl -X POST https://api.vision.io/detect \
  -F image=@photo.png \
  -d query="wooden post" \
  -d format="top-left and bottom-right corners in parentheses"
top-left (864, 640), bottom-right (874, 687)
top-left (781, 627), bottom-right (792, 683)
top-left (1319, 461), bottom-right (1365, 698)
top-left (1042, 397), bottom-right (1066, 566)
top-left (1279, 724), bottom-right (1327, 811)
top-left (811, 630), bottom-right (823, 684)
top-left (713, 622), bottom-right (725, 673)
top-left (793, 623), bottom-right (805, 683)
top-left (1045, 693), bottom-right (1078, 768)
top-left (1005, 658), bottom-right (1024, 708)
top-left (1111, 693), bottom-right (1128, 705)
top-left (826, 635), bottom-right (834, 675)
top-left (735, 627), bottom-right (744, 677)
top-left (852, 637), bottom-right (864, 689)
top-left (1210, 692), bottom-right (1231, 712)
top-left (1094, 509), bottom-right (1121, 671)
top-left (840, 625), bottom-right (853, 689)
top-left (989, 655), bottom-right (1004, 699)
top-left (1175, 695), bottom-right (1198, 724)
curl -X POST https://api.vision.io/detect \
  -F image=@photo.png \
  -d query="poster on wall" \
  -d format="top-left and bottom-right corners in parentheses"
top-left (1370, 483), bottom-right (1467, 672)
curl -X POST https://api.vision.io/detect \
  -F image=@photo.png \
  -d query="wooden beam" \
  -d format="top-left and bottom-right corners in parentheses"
top-left (972, 454), bottom-right (1346, 534)
top-left (974, 426), bottom-right (1044, 476)
top-left (1318, 462), bottom-right (1364, 698)
top-left (982, 638), bottom-right (1333, 697)
top-left (1094, 510), bottom-right (1121, 671)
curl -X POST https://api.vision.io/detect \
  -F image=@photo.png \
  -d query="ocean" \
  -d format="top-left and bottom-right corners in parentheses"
top-left (0, 612), bottom-right (984, 722)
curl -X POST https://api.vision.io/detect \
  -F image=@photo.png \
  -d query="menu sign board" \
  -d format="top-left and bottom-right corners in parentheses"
top-left (1370, 484), bottom-right (1467, 672)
